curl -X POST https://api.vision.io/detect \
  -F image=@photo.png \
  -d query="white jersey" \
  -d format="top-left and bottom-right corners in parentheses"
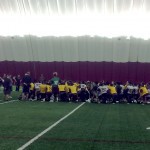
top-left (127, 85), bottom-right (134, 94)
top-left (133, 86), bottom-right (139, 94)
top-left (120, 85), bottom-right (124, 94)
top-left (35, 83), bottom-right (41, 90)
top-left (98, 85), bottom-right (108, 95)
top-left (80, 84), bottom-right (87, 89)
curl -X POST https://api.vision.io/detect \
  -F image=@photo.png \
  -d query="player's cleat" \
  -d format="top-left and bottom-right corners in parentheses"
top-left (86, 99), bottom-right (91, 103)
top-left (41, 99), bottom-right (45, 102)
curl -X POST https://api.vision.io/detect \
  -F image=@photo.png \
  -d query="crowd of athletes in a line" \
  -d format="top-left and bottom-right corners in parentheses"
top-left (0, 72), bottom-right (150, 105)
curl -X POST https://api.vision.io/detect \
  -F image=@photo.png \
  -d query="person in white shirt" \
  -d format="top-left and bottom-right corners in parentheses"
top-left (132, 84), bottom-right (139, 102)
top-left (78, 81), bottom-right (90, 102)
top-left (34, 81), bottom-right (41, 100)
top-left (126, 83), bottom-right (134, 103)
top-left (97, 83), bottom-right (109, 103)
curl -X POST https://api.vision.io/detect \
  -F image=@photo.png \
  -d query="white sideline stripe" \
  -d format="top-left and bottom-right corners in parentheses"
top-left (17, 102), bottom-right (85, 150)
top-left (0, 100), bottom-right (18, 105)
top-left (0, 90), bottom-right (18, 93)
top-left (146, 127), bottom-right (150, 130)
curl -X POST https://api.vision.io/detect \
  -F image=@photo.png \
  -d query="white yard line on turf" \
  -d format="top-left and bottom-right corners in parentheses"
top-left (17, 102), bottom-right (85, 150)
top-left (146, 127), bottom-right (150, 130)
top-left (0, 100), bottom-right (18, 105)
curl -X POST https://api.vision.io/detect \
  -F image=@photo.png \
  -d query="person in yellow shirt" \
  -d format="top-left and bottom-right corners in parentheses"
top-left (74, 82), bottom-right (81, 95)
top-left (46, 83), bottom-right (52, 102)
top-left (139, 83), bottom-right (149, 104)
top-left (65, 81), bottom-right (69, 93)
top-left (28, 82), bottom-right (35, 100)
top-left (74, 82), bottom-right (79, 90)
top-left (58, 81), bottom-right (68, 102)
top-left (108, 83), bottom-right (118, 104)
top-left (39, 81), bottom-right (47, 102)
top-left (68, 81), bottom-right (78, 102)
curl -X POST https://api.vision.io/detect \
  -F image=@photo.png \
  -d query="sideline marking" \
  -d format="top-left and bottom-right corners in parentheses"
top-left (146, 127), bottom-right (150, 130)
top-left (17, 102), bottom-right (85, 150)
top-left (0, 100), bottom-right (18, 105)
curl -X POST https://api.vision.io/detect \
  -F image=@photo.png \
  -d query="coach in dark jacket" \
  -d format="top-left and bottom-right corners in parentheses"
top-left (22, 72), bottom-right (32, 100)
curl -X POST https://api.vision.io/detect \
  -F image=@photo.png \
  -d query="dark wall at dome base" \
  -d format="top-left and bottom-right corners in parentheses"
top-left (0, 61), bottom-right (149, 83)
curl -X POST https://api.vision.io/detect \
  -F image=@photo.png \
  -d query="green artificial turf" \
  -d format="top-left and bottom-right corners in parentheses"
top-left (0, 100), bottom-right (80, 150)
top-left (1, 90), bottom-right (150, 150)
top-left (27, 104), bottom-right (150, 150)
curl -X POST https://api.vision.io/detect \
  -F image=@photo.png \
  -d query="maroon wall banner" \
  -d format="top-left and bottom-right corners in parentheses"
top-left (0, 61), bottom-right (149, 83)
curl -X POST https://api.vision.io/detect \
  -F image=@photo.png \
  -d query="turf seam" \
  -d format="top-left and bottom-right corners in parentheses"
top-left (1, 136), bottom-right (150, 144)
top-left (90, 105), bottom-right (110, 150)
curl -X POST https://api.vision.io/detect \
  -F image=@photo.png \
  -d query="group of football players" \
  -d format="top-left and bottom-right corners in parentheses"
top-left (1, 72), bottom-right (150, 104)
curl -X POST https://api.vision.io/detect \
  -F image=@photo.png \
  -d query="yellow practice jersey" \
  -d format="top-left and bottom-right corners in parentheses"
top-left (58, 84), bottom-right (66, 92)
top-left (30, 83), bottom-right (34, 91)
top-left (108, 85), bottom-right (117, 94)
top-left (46, 85), bottom-right (52, 93)
top-left (74, 82), bottom-right (79, 87)
top-left (139, 86), bottom-right (148, 96)
top-left (65, 82), bottom-right (69, 93)
top-left (69, 85), bottom-right (77, 94)
top-left (40, 84), bottom-right (47, 93)
top-left (74, 83), bottom-right (79, 91)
